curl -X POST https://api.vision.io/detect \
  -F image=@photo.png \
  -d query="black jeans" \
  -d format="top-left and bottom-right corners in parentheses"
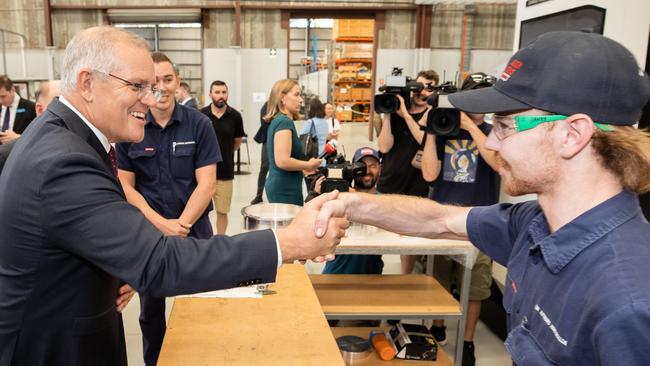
top-left (255, 142), bottom-right (269, 198)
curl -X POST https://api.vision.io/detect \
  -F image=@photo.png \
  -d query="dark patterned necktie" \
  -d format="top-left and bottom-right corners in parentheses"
top-left (2, 106), bottom-right (10, 132)
top-left (108, 146), bottom-right (118, 177)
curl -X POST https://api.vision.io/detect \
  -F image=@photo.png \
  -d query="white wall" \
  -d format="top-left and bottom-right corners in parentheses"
top-left (0, 48), bottom-right (63, 80)
top-left (203, 48), bottom-right (288, 159)
top-left (298, 69), bottom-right (328, 101)
top-left (514, 0), bottom-right (650, 65)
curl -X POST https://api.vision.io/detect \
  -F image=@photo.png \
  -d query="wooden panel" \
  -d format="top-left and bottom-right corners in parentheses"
top-left (242, 9), bottom-right (286, 49)
top-left (203, 9), bottom-right (234, 48)
top-left (330, 327), bottom-right (453, 366)
top-left (0, 0), bottom-right (44, 48)
top-left (158, 265), bottom-right (344, 366)
top-left (311, 274), bottom-right (461, 317)
top-left (51, 9), bottom-right (104, 48)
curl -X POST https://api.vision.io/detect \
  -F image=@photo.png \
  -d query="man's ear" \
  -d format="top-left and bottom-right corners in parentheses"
top-left (77, 69), bottom-right (95, 102)
top-left (35, 102), bottom-right (44, 115)
top-left (559, 114), bottom-right (596, 159)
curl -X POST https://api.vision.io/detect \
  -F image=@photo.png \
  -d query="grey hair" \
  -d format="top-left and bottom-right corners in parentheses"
top-left (61, 26), bottom-right (150, 94)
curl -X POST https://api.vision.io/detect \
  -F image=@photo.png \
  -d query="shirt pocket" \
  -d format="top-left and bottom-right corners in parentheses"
top-left (127, 148), bottom-right (157, 181)
top-left (505, 321), bottom-right (559, 366)
top-left (171, 143), bottom-right (196, 178)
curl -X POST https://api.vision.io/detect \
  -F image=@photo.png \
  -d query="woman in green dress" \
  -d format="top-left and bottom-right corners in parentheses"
top-left (263, 79), bottom-right (322, 205)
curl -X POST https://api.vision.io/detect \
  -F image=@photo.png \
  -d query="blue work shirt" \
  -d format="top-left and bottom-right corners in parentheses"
top-left (116, 103), bottom-right (222, 239)
top-left (467, 191), bottom-right (650, 365)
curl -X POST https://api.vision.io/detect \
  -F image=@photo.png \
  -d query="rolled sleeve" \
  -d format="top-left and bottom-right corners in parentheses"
top-left (115, 142), bottom-right (134, 172)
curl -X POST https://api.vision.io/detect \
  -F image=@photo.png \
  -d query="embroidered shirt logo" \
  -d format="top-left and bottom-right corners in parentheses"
top-left (500, 59), bottom-right (523, 81)
top-left (534, 304), bottom-right (568, 346)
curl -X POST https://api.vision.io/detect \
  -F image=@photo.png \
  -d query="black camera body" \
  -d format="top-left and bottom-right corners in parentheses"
top-left (426, 82), bottom-right (461, 136)
top-left (374, 67), bottom-right (424, 114)
top-left (314, 154), bottom-right (367, 193)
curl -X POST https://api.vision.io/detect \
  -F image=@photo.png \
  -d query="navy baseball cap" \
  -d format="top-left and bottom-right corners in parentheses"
top-left (353, 147), bottom-right (380, 163)
top-left (449, 31), bottom-right (650, 125)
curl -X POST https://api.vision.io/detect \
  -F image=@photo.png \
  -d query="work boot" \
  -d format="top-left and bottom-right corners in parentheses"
top-left (462, 341), bottom-right (476, 366)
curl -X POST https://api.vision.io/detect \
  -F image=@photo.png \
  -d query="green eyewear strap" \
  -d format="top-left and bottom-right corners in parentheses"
top-left (514, 115), bottom-right (614, 132)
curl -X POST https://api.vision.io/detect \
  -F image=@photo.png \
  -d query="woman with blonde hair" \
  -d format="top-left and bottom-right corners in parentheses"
top-left (264, 79), bottom-right (321, 205)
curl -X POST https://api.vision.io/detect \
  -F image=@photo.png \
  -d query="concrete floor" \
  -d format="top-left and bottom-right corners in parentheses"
top-left (122, 122), bottom-right (512, 365)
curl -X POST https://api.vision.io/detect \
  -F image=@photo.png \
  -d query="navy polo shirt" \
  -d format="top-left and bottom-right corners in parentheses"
top-left (116, 103), bottom-right (221, 239)
top-left (467, 191), bottom-right (650, 365)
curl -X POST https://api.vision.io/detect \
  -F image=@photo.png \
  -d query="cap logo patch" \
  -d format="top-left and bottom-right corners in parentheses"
top-left (500, 59), bottom-right (523, 81)
top-left (361, 148), bottom-right (373, 155)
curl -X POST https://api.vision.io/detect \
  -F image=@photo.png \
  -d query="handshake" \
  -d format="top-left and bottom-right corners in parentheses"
top-left (275, 191), bottom-right (352, 263)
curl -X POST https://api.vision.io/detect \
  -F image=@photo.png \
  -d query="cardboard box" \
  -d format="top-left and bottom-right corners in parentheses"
top-left (334, 87), bottom-right (351, 101)
top-left (350, 88), bottom-right (371, 101)
top-left (389, 323), bottom-right (438, 361)
top-left (333, 19), bottom-right (374, 39)
top-left (336, 110), bottom-right (353, 122)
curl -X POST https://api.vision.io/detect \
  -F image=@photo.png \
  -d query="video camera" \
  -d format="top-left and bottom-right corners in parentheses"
top-left (426, 82), bottom-right (461, 136)
top-left (374, 67), bottom-right (426, 114)
top-left (310, 142), bottom-right (366, 193)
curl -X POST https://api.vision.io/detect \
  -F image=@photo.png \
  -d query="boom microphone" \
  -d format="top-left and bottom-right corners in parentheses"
top-left (319, 139), bottom-right (338, 159)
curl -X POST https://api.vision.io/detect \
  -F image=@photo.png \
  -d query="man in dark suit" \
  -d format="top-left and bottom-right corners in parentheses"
top-left (0, 26), bottom-right (347, 366)
top-left (0, 75), bottom-right (36, 144)
top-left (0, 80), bottom-right (61, 174)
top-left (175, 81), bottom-right (199, 109)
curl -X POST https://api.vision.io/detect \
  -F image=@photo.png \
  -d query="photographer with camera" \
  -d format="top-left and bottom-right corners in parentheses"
top-left (414, 72), bottom-right (501, 366)
top-left (307, 147), bottom-right (383, 275)
top-left (376, 70), bottom-right (438, 198)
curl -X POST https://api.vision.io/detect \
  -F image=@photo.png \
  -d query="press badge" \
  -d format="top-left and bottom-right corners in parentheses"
top-left (16, 108), bottom-right (26, 113)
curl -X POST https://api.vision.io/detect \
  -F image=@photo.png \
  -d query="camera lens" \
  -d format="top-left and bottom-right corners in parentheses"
top-left (374, 94), bottom-right (399, 114)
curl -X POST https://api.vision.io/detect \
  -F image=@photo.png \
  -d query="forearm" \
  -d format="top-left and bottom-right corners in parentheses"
top-left (276, 157), bottom-right (313, 171)
top-left (233, 139), bottom-right (242, 151)
top-left (377, 115), bottom-right (394, 153)
top-left (421, 133), bottom-right (440, 182)
top-left (122, 182), bottom-right (166, 227)
top-left (467, 124), bottom-right (500, 171)
top-left (404, 113), bottom-right (425, 143)
top-left (179, 180), bottom-right (216, 225)
top-left (341, 192), bottom-right (469, 240)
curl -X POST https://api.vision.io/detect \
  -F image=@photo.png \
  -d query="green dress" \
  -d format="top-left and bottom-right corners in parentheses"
top-left (265, 113), bottom-right (304, 206)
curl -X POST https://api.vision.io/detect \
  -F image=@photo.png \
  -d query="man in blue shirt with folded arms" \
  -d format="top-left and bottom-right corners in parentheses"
top-left (316, 31), bottom-right (650, 365)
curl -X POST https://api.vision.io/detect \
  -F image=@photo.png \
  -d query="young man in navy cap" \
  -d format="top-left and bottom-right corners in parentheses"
top-left (316, 31), bottom-right (650, 365)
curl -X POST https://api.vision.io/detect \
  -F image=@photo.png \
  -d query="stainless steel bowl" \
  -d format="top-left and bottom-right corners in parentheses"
top-left (241, 203), bottom-right (301, 231)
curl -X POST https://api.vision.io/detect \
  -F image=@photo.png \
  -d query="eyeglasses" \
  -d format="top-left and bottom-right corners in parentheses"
top-left (97, 71), bottom-right (162, 102)
top-left (492, 114), bottom-right (613, 140)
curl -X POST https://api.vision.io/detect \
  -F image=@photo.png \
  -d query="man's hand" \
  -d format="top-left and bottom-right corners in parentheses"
top-left (116, 284), bottom-right (135, 313)
top-left (276, 191), bottom-right (349, 263)
top-left (156, 218), bottom-right (191, 237)
top-left (459, 112), bottom-right (478, 132)
top-left (0, 130), bottom-right (20, 144)
top-left (395, 94), bottom-right (409, 118)
top-left (314, 193), bottom-right (351, 239)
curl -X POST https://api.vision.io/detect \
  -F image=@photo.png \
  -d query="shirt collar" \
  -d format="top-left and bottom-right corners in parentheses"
top-left (181, 97), bottom-right (192, 105)
top-left (528, 191), bottom-right (641, 274)
top-left (11, 94), bottom-right (20, 109)
top-left (146, 102), bottom-right (183, 128)
top-left (59, 96), bottom-right (111, 153)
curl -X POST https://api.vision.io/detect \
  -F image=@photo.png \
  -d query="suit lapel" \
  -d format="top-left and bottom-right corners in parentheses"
top-left (47, 98), bottom-right (124, 196)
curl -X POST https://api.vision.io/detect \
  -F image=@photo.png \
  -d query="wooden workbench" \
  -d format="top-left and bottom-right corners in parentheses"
top-left (158, 264), bottom-right (345, 366)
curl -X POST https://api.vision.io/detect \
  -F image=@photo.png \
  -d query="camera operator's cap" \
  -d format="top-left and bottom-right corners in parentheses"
top-left (448, 31), bottom-right (650, 125)
top-left (353, 147), bottom-right (380, 164)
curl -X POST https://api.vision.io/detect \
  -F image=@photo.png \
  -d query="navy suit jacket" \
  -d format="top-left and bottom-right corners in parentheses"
top-left (0, 98), bottom-right (278, 366)
top-left (182, 97), bottom-right (199, 109)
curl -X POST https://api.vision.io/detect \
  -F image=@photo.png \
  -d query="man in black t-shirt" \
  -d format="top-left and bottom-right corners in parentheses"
top-left (377, 70), bottom-right (438, 199)
top-left (201, 80), bottom-right (245, 234)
